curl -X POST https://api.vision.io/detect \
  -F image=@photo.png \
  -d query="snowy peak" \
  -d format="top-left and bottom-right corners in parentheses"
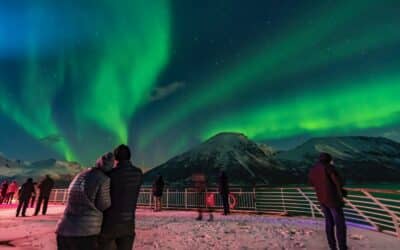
top-left (144, 133), bottom-right (294, 185)
top-left (278, 136), bottom-right (400, 162)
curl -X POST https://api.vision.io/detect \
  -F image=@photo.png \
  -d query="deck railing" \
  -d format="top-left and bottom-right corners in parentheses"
top-left (49, 186), bottom-right (400, 238)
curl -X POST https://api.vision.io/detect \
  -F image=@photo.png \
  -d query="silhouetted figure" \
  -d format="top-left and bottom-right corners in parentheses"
top-left (16, 178), bottom-right (35, 217)
top-left (5, 180), bottom-right (18, 204)
top-left (0, 180), bottom-right (9, 204)
top-left (218, 170), bottom-right (230, 215)
top-left (56, 152), bottom-right (113, 250)
top-left (152, 175), bottom-right (164, 211)
top-left (192, 172), bottom-right (213, 221)
top-left (30, 182), bottom-right (38, 208)
top-left (99, 145), bottom-right (143, 250)
top-left (309, 153), bottom-right (347, 250)
top-left (34, 175), bottom-right (54, 216)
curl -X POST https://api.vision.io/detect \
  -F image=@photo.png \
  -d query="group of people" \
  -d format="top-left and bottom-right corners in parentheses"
top-left (56, 144), bottom-right (143, 250)
top-left (15, 175), bottom-right (54, 217)
top-left (1, 176), bottom-right (54, 218)
top-left (0, 180), bottom-right (19, 204)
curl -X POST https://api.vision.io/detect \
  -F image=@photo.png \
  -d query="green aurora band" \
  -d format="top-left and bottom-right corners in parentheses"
top-left (139, 0), bottom-right (400, 149)
top-left (201, 71), bottom-right (400, 140)
top-left (0, 27), bottom-right (75, 160)
top-left (0, 0), bottom-right (171, 161)
top-left (73, 0), bottom-right (171, 145)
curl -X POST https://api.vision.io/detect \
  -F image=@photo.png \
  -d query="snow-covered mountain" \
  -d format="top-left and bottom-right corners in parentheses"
top-left (145, 134), bottom-right (400, 185)
top-left (277, 136), bottom-right (400, 183)
top-left (0, 154), bottom-right (84, 186)
top-left (144, 132), bottom-right (298, 185)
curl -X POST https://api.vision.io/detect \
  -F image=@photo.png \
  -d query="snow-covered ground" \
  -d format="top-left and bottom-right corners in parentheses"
top-left (0, 205), bottom-right (398, 249)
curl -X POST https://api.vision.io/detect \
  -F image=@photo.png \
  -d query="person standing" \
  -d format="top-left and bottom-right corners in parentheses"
top-left (152, 175), bottom-right (164, 212)
top-left (56, 152), bottom-right (113, 250)
top-left (218, 170), bottom-right (230, 215)
top-left (5, 180), bottom-right (18, 204)
top-left (30, 182), bottom-right (38, 208)
top-left (16, 178), bottom-right (35, 217)
top-left (309, 153), bottom-right (347, 250)
top-left (34, 175), bottom-right (54, 216)
top-left (192, 172), bottom-right (213, 221)
top-left (0, 180), bottom-right (9, 204)
top-left (99, 145), bottom-right (143, 250)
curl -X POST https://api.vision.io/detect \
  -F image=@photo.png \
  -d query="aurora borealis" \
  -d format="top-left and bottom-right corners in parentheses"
top-left (1, 0), bottom-right (400, 167)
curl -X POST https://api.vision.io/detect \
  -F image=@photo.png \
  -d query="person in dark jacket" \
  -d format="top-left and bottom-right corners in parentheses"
top-left (218, 170), bottom-right (230, 215)
top-left (0, 180), bottom-right (9, 204)
top-left (56, 152), bottom-right (113, 250)
top-left (16, 178), bottom-right (35, 217)
top-left (309, 153), bottom-right (347, 250)
top-left (152, 175), bottom-right (164, 212)
top-left (34, 174), bottom-right (54, 216)
top-left (99, 144), bottom-right (143, 250)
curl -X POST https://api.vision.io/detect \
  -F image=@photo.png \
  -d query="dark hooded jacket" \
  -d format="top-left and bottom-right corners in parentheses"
top-left (56, 167), bottom-right (111, 236)
top-left (102, 161), bottom-right (143, 230)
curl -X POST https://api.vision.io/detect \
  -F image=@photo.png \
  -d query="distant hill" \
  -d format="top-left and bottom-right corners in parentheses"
top-left (144, 132), bottom-right (299, 185)
top-left (277, 136), bottom-right (400, 183)
top-left (0, 154), bottom-right (84, 186)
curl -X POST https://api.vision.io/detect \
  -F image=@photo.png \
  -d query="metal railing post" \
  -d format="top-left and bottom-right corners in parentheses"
top-left (297, 188), bottom-right (322, 218)
top-left (344, 198), bottom-right (380, 231)
top-left (185, 189), bottom-right (188, 209)
top-left (149, 192), bottom-right (152, 208)
top-left (166, 189), bottom-right (169, 208)
top-left (362, 190), bottom-right (400, 238)
top-left (54, 189), bottom-right (58, 203)
top-left (253, 186), bottom-right (257, 211)
top-left (62, 189), bottom-right (68, 204)
top-left (281, 188), bottom-right (286, 214)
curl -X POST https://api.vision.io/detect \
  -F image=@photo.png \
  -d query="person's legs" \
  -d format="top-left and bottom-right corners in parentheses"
top-left (34, 195), bottom-right (43, 215)
top-left (98, 235), bottom-right (115, 250)
top-left (30, 196), bottom-right (36, 208)
top-left (115, 235), bottom-right (135, 250)
top-left (21, 198), bottom-right (29, 216)
top-left (16, 199), bottom-right (23, 216)
top-left (331, 207), bottom-right (347, 250)
top-left (42, 196), bottom-right (50, 215)
top-left (57, 235), bottom-right (70, 250)
top-left (156, 196), bottom-right (162, 211)
top-left (222, 193), bottom-right (229, 215)
top-left (8, 193), bottom-right (14, 204)
top-left (321, 204), bottom-right (336, 250)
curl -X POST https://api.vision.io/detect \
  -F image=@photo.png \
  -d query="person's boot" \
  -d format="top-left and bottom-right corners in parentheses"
top-left (195, 215), bottom-right (203, 221)
top-left (208, 214), bottom-right (214, 222)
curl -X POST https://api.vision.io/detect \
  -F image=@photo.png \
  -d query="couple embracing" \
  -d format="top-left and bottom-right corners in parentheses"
top-left (56, 144), bottom-right (143, 250)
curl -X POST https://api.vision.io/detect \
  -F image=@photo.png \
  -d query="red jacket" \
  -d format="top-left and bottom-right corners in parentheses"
top-left (309, 162), bottom-right (344, 208)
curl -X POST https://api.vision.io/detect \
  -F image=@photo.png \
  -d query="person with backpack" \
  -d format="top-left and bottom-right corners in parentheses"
top-left (309, 153), bottom-right (347, 250)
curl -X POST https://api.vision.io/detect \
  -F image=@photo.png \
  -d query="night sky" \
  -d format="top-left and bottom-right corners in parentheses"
top-left (1, 0), bottom-right (400, 167)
